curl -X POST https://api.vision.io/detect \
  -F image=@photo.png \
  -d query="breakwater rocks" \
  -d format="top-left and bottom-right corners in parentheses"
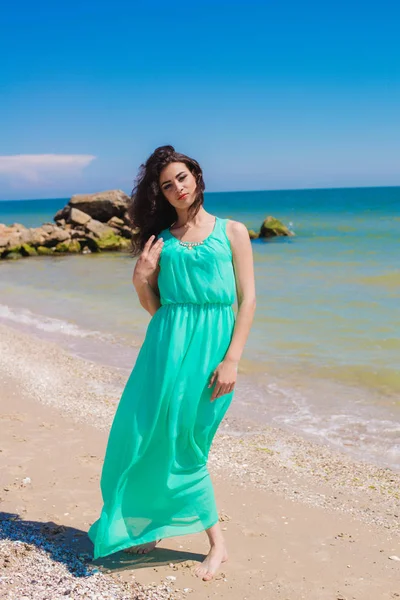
top-left (0, 190), bottom-right (132, 260)
top-left (0, 190), bottom-right (294, 260)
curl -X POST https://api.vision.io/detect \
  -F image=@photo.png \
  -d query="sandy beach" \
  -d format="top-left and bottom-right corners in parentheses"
top-left (0, 322), bottom-right (399, 599)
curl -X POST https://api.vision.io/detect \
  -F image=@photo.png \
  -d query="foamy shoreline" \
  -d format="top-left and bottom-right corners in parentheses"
top-left (0, 322), bottom-right (399, 529)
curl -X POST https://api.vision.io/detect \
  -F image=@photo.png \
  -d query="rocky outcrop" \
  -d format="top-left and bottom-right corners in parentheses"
top-left (0, 189), bottom-right (293, 259)
top-left (261, 216), bottom-right (294, 238)
top-left (0, 190), bottom-right (133, 259)
top-left (0, 219), bottom-right (133, 259)
top-left (85, 219), bottom-right (114, 238)
top-left (250, 216), bottom-right (294, 239)
top-left (55, 190), bottom-right (129, 223)
top-left (69, 208), bottom-right (91, 227)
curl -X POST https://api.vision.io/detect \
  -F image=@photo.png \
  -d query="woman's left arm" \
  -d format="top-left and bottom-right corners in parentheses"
top-left (209, 220), bottom-right (256, 401)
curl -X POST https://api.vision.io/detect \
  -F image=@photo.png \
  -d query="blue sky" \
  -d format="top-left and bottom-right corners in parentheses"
top-left (1, 0), bottom-right (399, 199)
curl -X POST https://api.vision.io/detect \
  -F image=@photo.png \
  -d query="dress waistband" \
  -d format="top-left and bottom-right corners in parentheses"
top-left (161, 301), bottom-right (233, 308)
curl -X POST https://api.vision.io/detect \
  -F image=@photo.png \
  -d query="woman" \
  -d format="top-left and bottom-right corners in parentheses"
top-left (88, 145), bottom-right (256, 582)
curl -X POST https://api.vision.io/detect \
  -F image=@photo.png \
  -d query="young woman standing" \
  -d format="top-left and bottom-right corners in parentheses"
top-left (88, 145), bottom-right (256, 581)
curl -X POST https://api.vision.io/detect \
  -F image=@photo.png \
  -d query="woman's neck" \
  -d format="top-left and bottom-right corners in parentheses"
top-left (173, 208), bottom-right (213, 229)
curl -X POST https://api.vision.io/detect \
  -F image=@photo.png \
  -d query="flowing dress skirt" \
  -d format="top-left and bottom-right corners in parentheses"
top-left (88, 301), bottom-right (235, 559)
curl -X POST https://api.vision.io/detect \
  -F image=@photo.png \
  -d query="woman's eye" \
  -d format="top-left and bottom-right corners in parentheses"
top-left (179, 175), bottom-right (187, 181)
top-left (164, 184), bottom-right (170, 190)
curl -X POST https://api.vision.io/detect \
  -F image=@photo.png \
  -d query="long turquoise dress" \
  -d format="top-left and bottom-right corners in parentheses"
top-left (88, 216), bottom-right (236, 559)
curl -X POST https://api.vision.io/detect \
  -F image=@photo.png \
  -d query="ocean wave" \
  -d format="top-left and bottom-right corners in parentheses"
top-left (0, 303), bottom-right (102, 338)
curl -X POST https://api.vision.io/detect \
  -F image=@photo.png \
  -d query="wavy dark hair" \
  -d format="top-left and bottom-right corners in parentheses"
top-left (128, 145), bottom-right (205, 256)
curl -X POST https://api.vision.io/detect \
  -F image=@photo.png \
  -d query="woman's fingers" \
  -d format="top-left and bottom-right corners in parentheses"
top-left (222, 383), bottom-right (232, 396)
top-left (210, 387), bottom-right (219, 402)
top-left (211, 380), bottom-right (236, 401)
top-left (211, 382), bottom-right (225, 401)
top-left (209, 360), bottom-right (237, 400)
top-left (143, 234), bottom-right (156, 253)
top-left (148, 237), bottom-right (163, 260)
top-left (208, 371), bottom-right (217, 388)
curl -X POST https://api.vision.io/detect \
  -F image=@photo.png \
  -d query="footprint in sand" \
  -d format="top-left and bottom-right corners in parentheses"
top-left (218, 512), bottom-right (232, 522)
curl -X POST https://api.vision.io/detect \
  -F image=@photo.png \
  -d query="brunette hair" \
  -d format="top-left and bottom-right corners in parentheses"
top-left (127, 145), bottom-right (205, 256)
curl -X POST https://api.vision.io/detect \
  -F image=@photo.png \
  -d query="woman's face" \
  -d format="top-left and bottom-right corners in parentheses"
top-left (159, 162), bottom-right (197, 209)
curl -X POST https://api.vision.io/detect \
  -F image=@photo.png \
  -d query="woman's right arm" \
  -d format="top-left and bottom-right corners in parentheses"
top-left (132, 235), bottom-right (164, 316)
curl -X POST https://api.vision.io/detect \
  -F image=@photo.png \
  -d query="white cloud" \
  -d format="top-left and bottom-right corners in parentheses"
top-left (0, 154), bottom-right (96, 187)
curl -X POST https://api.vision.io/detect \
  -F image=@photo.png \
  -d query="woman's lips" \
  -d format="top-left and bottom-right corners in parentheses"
top-left (178, 193), bottom-right (188, 200)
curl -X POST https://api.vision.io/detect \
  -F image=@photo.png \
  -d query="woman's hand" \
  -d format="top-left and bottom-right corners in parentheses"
top-left (208, 358), bottom-right (238, 401)
top-left (133, 235), bottom-right (163, 285)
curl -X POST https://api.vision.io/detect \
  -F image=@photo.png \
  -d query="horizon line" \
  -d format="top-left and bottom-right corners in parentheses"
top-left (1, 182), bottom-right (399, 202)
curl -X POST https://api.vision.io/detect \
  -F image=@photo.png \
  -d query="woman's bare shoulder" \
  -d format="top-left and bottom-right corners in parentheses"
top-left (226, 219), bottom-right (249, 240)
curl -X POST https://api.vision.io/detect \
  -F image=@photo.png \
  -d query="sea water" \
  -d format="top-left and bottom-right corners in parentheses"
top-left (1, 187), bottom-right (399, 469)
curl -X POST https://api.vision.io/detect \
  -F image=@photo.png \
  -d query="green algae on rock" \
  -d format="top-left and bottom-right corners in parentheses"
top-left (259, 216), bottom-right (294, 238)
top-left (55, 239), bottom-right (81, 253)
top-left (91, 231), bottom-right (123, 251)
top-left (21, 243), bottom-right (38, 257)
top-left (37, 246), bottom-right (54, 256)
top-left (6, 244), bottom-right (22, 255)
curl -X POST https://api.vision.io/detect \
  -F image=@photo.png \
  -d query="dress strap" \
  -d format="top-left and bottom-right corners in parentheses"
top-left (216, 217), bottom-right (232, 252)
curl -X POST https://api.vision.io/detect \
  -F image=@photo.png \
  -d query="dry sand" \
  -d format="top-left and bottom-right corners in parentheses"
top-left (0, 323), bottom-right (399, 599)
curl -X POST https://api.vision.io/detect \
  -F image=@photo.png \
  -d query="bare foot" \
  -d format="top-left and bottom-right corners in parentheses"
top-left (194, 545), bottom-right (228, 581)
top-left (124, 539), bottom-right (161, 555)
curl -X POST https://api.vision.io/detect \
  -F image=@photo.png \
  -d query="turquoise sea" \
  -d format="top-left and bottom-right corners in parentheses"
top-left (0, 187), bottom-right (399, 470)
